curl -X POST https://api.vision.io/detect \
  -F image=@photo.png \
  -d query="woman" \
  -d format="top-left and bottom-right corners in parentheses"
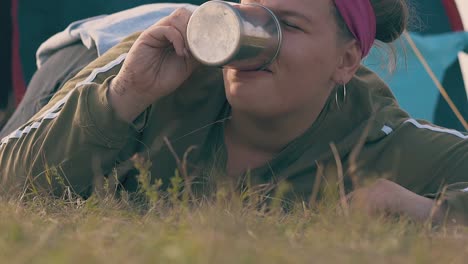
top-left (1, 0), bottom-right (467, 225)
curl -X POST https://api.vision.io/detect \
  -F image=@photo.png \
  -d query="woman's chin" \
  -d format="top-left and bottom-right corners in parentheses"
top-left (226, 87), bottom-right (277, 116)
top-left (224, 69), bottom-right (277, 113)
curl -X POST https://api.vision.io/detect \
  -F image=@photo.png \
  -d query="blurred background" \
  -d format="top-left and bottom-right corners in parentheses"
top-left (1, 0), bottom-right (467, 130)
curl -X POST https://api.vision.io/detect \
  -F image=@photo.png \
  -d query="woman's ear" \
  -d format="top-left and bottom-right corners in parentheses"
top-left (332, 39), bottom-right (362, 84)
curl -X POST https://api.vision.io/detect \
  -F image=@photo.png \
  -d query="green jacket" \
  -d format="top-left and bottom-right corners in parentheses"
top-left (1, 33), bottom-right (468, 223)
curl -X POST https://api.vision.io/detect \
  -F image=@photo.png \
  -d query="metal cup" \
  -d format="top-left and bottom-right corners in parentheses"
top-left (186, 0), bottom-right (282, 71)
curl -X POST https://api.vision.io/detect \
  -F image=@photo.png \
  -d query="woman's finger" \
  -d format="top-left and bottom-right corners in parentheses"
top-left (166, 8), bottom-right (193, 54)
top-left (141, 26), bottom-right (186, 57)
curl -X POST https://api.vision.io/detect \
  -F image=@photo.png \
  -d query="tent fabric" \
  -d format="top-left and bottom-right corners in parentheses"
top-left (409, 0), bottom-right (453, 34)
top-left (364, 32), bottom-right (468, 123)
top-left (435, 58), bottom-right (468, 131)
top-left (443, 0), bottom-right (464, 31)
top-left (12, 0), bottom-right (26, 105)
top-left (0, 0), bottom-right (12, 109)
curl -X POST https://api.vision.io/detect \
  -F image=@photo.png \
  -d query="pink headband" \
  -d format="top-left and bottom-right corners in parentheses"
top-left (333, 0), bottom-right (376, 57)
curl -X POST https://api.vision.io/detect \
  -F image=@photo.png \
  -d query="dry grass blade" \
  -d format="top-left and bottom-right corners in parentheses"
top-left (182, 145), bottom-right (198, 202)
top-left (427, 185), bottom-right (449, 228)
top-left (309, 161), bottom-right (323, 208)
top-left (330, 143), bottom-right (349, 216)
top-left (347, 116), bottom-right (374, 190)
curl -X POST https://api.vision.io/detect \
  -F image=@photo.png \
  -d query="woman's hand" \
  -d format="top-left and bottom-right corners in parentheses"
top-left (109, 8), bottom-right (200, 122)
top-left (346, 179), bottom-right (446, 224)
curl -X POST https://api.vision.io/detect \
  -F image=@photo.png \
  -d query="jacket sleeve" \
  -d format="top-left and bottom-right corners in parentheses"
top-left (380, 119), bottom-right (468, 225)
top-left (0, 33), bottom-right (144, 197)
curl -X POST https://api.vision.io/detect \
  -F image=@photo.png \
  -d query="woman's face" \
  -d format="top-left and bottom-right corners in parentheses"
top-left (223, 0), bottom-right (356, 118)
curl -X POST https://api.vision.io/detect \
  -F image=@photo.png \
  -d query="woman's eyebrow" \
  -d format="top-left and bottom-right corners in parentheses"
top-left (274, 9), bottom-right (312, 24)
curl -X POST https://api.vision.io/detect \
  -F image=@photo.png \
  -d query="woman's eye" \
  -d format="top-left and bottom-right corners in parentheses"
top-left (282, 20), bottom-right (301, 31)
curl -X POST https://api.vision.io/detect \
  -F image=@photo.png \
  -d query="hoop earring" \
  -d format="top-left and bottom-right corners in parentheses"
top-left (343, 82), bottom-right (347, 104)
top-left (335, 82), bottom-right (347, 110)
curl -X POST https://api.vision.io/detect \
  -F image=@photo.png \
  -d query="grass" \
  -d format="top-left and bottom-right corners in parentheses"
top-left (1, 156), bottom-right (467, 264)
top-left (1, 188), bottom-right (468, 264)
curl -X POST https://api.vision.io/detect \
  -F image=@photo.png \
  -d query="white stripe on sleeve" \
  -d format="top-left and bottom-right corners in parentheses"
top-left (404, 119), bottom-right (468, 140)
top-left (0, 53), bottom-right (127, 147)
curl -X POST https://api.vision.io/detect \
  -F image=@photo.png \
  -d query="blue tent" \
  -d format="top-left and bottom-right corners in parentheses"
top-left (364, 31), bottom-right (468, 123)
